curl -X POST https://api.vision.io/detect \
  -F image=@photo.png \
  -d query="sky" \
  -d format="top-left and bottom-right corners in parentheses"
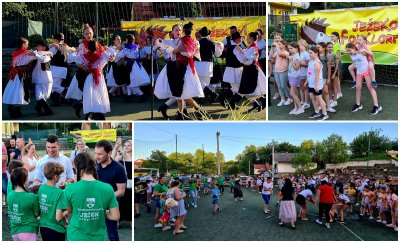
top-left (134, 122), bottom-right (398, 161)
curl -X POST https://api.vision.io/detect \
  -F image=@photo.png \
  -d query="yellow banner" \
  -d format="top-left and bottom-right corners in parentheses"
top-left (70, 129), bottom-right (117, 143)
top-left (120, 16), bottom-right (266, 42)
top-left (290, 6), bottom-right (398, 65)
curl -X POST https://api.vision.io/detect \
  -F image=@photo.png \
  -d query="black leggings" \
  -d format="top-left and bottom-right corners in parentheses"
top-left (319, 203), bottom-right (333, 222)
top-left (40, 227), bottom-right (65, 241)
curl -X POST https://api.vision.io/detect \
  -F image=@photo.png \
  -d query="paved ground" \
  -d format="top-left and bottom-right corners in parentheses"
top-left (268, 82), bottom-right (398, 120)
top-left (134, 187), bottom-right (398, 241)
top-left (2, 95), bottom-right (266, 121)
top-left (2, 207), bottom-right (132, 241)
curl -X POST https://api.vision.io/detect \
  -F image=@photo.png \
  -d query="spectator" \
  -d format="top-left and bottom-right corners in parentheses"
top-left (33, 135), bottom-right (74, 188)
top-left (95, 140), bottom-right (127, 241)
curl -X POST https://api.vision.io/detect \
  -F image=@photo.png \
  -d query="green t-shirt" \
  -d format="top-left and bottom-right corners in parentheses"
top-left (7, 182), bottom-right (13, 194)
top-left (202, 178), bottom-right (209, 186)
top-left (333, 43), bottom-right (341, 55)
top-left (64, 180), bottom-right (119, 241)
top-left (38, 184), bottom-right (66, 233)
top-left (189, 180), bottom-right (197, 191)
top-left (180, 183), bottom-right (185, 191)
top-left (7, 190), bottom-right (39, 235)
top-left (153, 183), bottom-right (168, 199)
top-left (217, 177), bottom-right (224, 186)
top-left (230, 179), bottom-right (236, 186)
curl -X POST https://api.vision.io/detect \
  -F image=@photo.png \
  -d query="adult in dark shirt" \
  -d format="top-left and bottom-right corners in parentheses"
top-left (10, 138), bottom-right (24, 160)
top-left (6, 138), bottom-right (16, 164)
top-left (95, 140), bottom-right (127, 241)
top-left (335, 176), bottom-right (344, 194)
top-left (134, 178), bottom-right (148, 218)
top-left (279, 178), bottom-right (296, 229)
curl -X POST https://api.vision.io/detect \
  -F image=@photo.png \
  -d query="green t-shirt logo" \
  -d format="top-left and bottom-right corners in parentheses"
top-left (40, 194), bottom-right (47, 203)
top-left (13, 204), bottom-right (18, 213)
top-left (86, 198), bottom-right (95, 209)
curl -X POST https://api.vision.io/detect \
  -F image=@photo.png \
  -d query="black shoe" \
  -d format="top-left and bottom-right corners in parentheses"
top-left (229, 93), bottom-right (242, 110)
top-left (217, 94), bottom-right (227, 108)
top-left (175, 111), bottom-right (184, 120)
top-left (194, 108), bottom-right (211, 120)
top-left (74, 103), bottom-right (83, 118)
top-left (351, 104), bottom-right (363, 112)
top-left (260, 96), bottom-right (266, 110)
top-left (7, 105), bottom-right (16, 118)
top-left (84, 112), bottom-right (91, 120)
top-left (369, 105), bottom-right (382, 115)
top-left (247, 102), bottom-right (262, 113)
top-left (51, 92), bottom-right (61, 107)
top-left (14, 106), bottom-right (23, 117)
top-left (41, 100), bottom-right (54, 116)
top-left (308, 112), bottom-right (321, 119)
top-left (35, 101), bottom-right (44, 116)
top-left (138, 95), bottom-right (148, 103)
top-left (350, 81), bottom-right (357, 89)
top-left (157, 104), bottom-right (169, 119)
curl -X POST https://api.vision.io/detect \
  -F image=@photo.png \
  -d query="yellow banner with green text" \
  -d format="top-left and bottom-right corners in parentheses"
top-left (70, 129), bottom-right (117, 143)
top-left (290, 5), bottom-right (398, 65)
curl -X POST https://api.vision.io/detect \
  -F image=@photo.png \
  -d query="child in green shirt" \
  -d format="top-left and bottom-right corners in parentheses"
top-left (38, 162), bottom-right (68, 240)
top-left (7, 167), bottom-right (39, 241)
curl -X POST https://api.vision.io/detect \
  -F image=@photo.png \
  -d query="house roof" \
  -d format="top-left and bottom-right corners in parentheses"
top-left (274, 153), bottom-right (298, 163)
top-left (254, 164), bottom-right (272, 170)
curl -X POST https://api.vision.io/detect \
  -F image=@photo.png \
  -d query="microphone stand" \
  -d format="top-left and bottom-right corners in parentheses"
top-left (150, 36), bottom-right (154, 120)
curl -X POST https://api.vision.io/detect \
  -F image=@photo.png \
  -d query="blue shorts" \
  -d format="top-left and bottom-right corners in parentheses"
top-left (154, 198), bottom-right (161, 209)
top-left (212, 199), bottom-right (219, 205)
top-left (262, 194), bottom-right (271, 204)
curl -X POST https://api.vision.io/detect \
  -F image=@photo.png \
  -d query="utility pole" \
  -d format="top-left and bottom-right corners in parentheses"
top-left (174, 134), bottom-right (177, 175)
top-left (272, 143), bottom-right (275, 179)
top-left (202, 144), bottom-right (205, 164)
top-left (96, 3), bottom-right (99, 41)
top-left (216, 132), bottom-right (220, 175)
top-left (55, 3), bottom-right (59, 33)
top-left (248, 159), bottom-right (250, 176)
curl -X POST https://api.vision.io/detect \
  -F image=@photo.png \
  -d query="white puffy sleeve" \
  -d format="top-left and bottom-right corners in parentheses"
top-left (35, 51), bottom-right (51, 63)
top-left (234, 47), bottom-right (257, 66)
top-left (214, 41), bottom-right (224, 57)
top-left (156, 39), bottom-right (175, 53)
top-left (114, 48), bottom-right (126, 63)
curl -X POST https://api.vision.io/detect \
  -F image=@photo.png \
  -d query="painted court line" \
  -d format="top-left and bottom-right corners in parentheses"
top-left (307, 212), bottom-right (364, 241)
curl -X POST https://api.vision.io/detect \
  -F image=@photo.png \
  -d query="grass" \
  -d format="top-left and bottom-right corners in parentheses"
top-left (268, 81), bottom-right (398, 120)
top-left (1, 95), bottom-right (266, 121)
top-left (134, 187), bottom-right (398, 241)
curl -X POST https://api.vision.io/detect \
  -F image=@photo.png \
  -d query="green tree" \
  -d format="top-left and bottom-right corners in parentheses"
top-left (300, 140), bottom-right (315, 152)
top-left (276, 142), bottom-right (301, 153)
top-left (350, 129), bottom-right (393, 158)
top-left (291, 152), bottom-right (314, 175)
top-left (318, 134), bottom-right (349, 165)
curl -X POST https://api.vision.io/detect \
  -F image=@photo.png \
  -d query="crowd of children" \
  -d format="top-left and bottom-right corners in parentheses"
top-left (269, 32), bottom-right (382, 120)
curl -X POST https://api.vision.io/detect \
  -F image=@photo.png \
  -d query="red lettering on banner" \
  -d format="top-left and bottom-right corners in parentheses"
top-left (352, 18), bottom-right (394, 32)
top-left (359, 22), bottom-right (366, 32)
top-left (389, 21), bottom-right (398, 31)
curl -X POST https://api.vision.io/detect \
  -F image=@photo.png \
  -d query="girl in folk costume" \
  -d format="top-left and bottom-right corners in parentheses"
top-left (194, 26), bottom-right (224, 104)
top-left (49, 33), bottom-right (74, 106)
top-left (231, 32), bottom-right (267, 112)
top-left (155, 22), bottom-right (205, 120)
top-left (3, 38), bottom-right (52, 118)
top-left (65, 24), bottom-right (105, 117)
top-left (114, 34), bottom-right (150, 100)
top-left (141, 36), bottom-right (161, 81)
top-left (76, 40), bottom-right (115, 120)
top-left (32, 41), bottom-right (54, 116)
top-left (106, 35), bottom-right (127, 96)
top-left (218, 32), bottom-right (244, 108)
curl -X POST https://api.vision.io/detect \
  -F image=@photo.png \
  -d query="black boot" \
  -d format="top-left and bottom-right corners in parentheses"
top-left (204, 86), bottom-right (219, 103)
top-left (35, 100), bottom-right (44, 116)
top-left (51, 92), bottom-right (61, 107)
top-left (96, 113), bottom-right (106, 120)
top-left (260, 96), bottom-right (266, 110)
top-left (157, 104), bottom-right (169, 119)
top-left (84, 112), bottom-right (91, 120)
top-left (247, 101), bottom-right (262, 113)
top-left (229, 93), bottom-right (242, 110)
top-left (41, 100), bottom-right (54, 116)
top-left (74, 102), bottom-right (83, 118)
top-left (218, 89), bottom-right (233, 108)
top-left (175, 110), bottom-right (184, 120)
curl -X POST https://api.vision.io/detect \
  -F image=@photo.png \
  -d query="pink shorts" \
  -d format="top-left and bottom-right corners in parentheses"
top-left (356, 69), bottom-right (371, 79)
top-left (12, 232), bottom-right (37, 241)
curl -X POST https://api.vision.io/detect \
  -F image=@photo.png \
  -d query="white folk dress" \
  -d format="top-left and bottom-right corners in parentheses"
top-left (235, 46), bottom-right (266, 97)
top-left (49, 46), bottom-right (68, 94)
top-left (3, 52), bottom-right (42, 105)
top-left (154, 38), bottom-right (204, 100)
top-left (194, 39), bottom-right (224, 87)
top-left (32, 51), bottom-right (53, 101)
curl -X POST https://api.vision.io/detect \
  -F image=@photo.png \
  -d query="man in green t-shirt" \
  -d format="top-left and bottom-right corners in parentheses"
top-left (152, 175), bottom-right (168, 228)
top-left (217, 175), bottom-right (225, 195)
top-left (202, 176), bottom-right (210, 195)
top-left (189, 176), bottom-right (198, 208)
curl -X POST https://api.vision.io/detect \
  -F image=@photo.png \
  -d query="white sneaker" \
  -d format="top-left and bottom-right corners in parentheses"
top-left (289, 108), bottom-right (297, 115)
top-left (376, 219), bottom-right (382, 223)
top-left (277, 100), bottom-right (285, 107)
top-left (194, 205), bottom-right (197, 208)
top-left (284, 98), bottom-right (293, 105)
top-left (394, 227), bottom-right (398, 232)
top-left (302, 103), bottom-right (310, 109)
top-left (170, 218), bottom-right (176, 223)
top-left (162, 226), bottom-right (172, 231)
top-left (382, 220), bottom-right (387, 224)
top-left (315, 219), bottom-right (323, 225)
top-left (273, 93), bottom-right (280, 100)
top-left (337, 93), bottom-right (343, 99)
top-left (330, 100), bottom-right (338, 107)
top-left (327, 107), bottom-right (336, 113)
top-left (325, 223), bottom-right (331, 229)
top-left (294, 107), bottom-right (305, 115)
top-left (154, 223), bottom-right (163, 228)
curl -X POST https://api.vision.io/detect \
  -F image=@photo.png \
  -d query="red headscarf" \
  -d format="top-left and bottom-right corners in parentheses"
top-left (8, 48), bottom-right (28, 81)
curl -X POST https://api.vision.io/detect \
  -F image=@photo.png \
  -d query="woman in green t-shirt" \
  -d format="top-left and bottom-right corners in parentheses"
top-left (7, 167), bottom-right (39, 241)
top-left (38, 162), bottom-right (68, 240)
top-left (64, 152), bottom-right (120, 241)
